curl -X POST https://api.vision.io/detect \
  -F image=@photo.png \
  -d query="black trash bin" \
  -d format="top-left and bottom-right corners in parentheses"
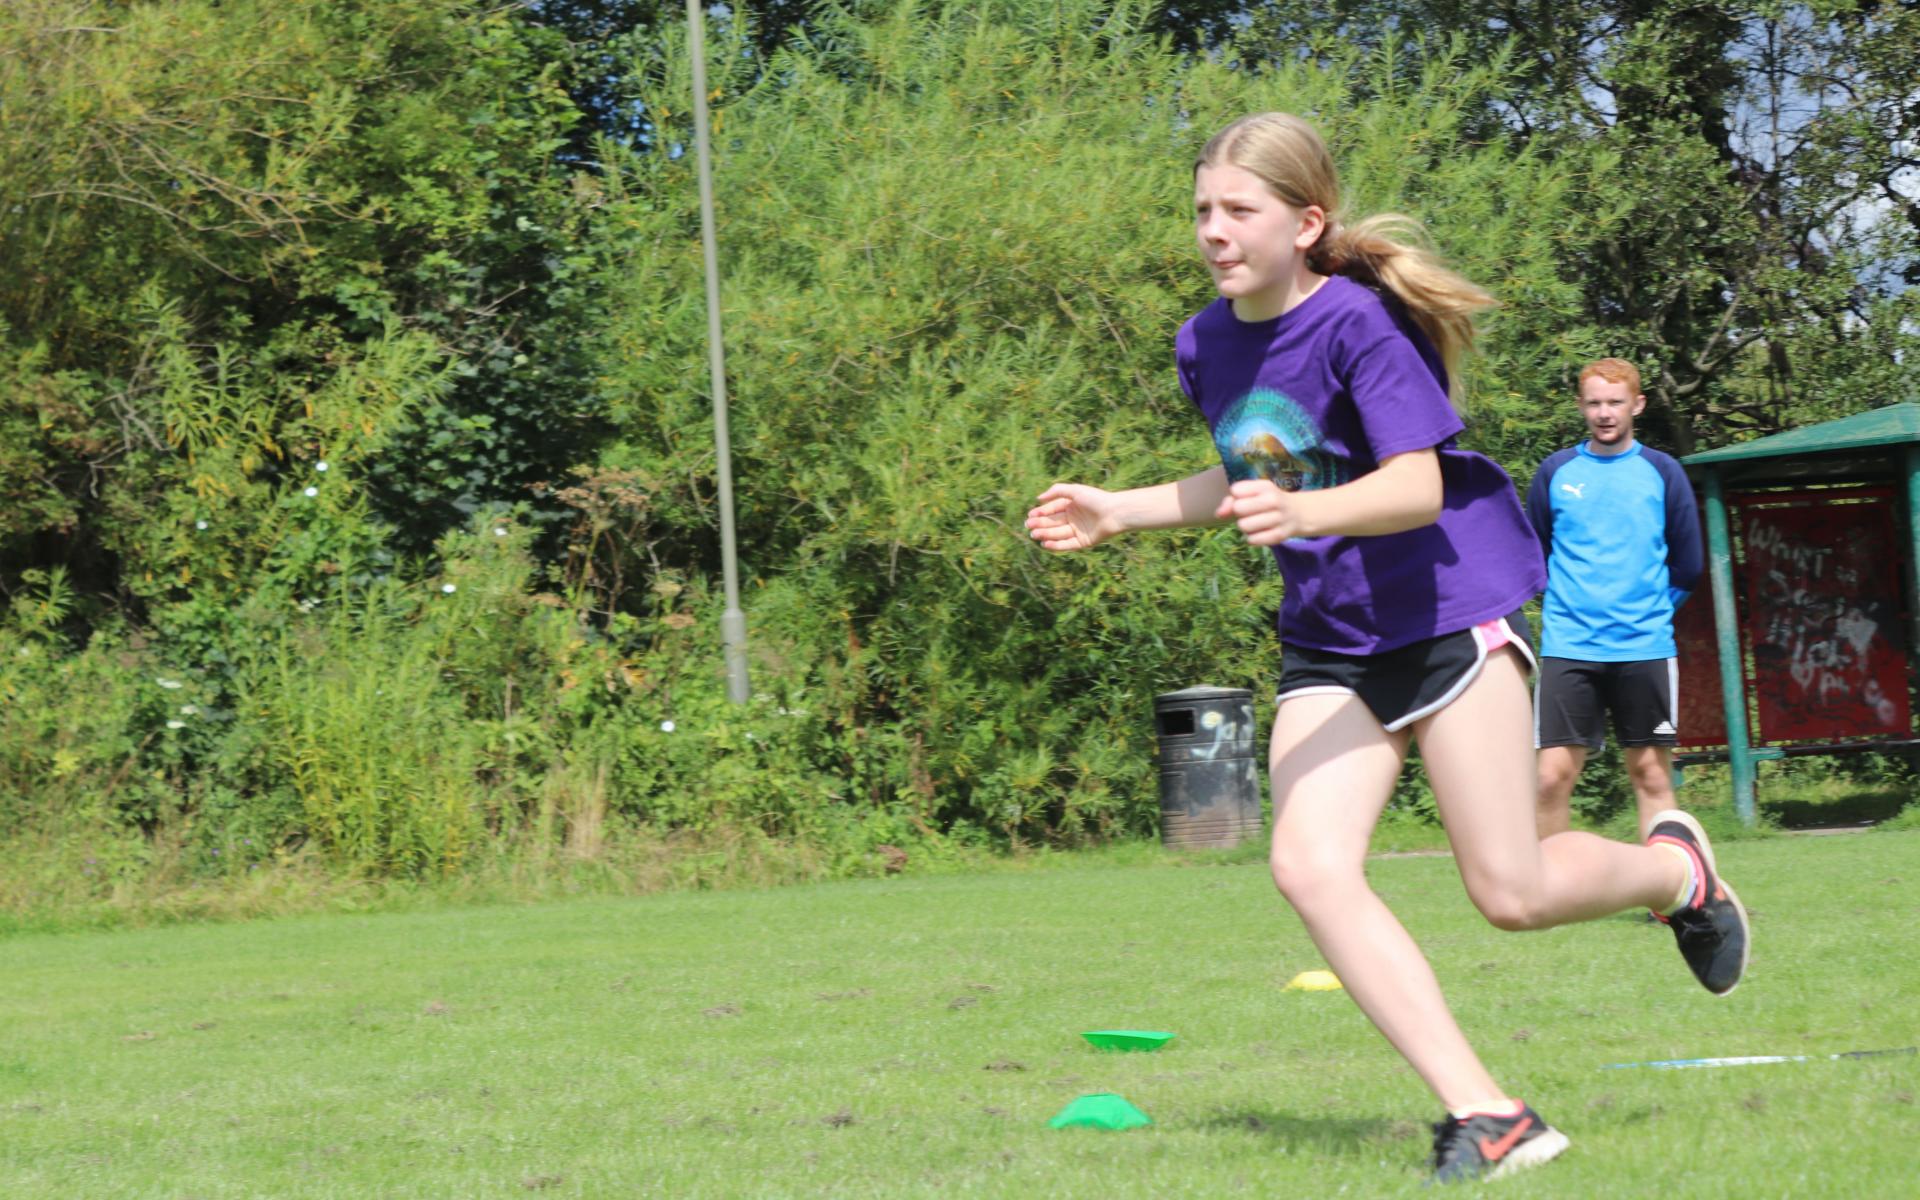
top-left (1153, 686), bottom-right (1263, 849)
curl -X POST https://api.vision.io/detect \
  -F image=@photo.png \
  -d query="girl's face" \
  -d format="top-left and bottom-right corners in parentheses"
top-left (1194, 163), bottom-right (1325, 320)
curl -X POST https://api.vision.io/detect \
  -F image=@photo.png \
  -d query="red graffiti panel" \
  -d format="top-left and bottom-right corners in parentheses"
top-left (1674, 537), bottom-right (1727, 751)
top-left (1739, 488), bottom-right (1910, 743)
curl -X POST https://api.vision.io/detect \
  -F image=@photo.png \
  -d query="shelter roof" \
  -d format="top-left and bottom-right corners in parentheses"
top-left (1683, 402), bottom-right (1920, 484)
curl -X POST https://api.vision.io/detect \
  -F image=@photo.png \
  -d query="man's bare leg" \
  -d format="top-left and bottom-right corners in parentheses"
top-left (1534, 745), bottom-right (1588, 839)
top-left (1624, 744), bottom-right (1677, 840)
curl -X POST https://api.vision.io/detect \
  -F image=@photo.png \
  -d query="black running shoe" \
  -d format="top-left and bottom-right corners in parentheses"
top-left (1648, 808), bottom-right (1750, 996)
top-left (1429, 1103), bottom-right (1569, 1184)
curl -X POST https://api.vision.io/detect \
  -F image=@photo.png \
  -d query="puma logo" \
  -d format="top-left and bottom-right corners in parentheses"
top-left (1559, 482), bottom-right (1586, 500)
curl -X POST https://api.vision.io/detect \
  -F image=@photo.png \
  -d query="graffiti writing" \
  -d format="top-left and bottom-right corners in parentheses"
top-left (1740, 494), bottom-right (1908, 740)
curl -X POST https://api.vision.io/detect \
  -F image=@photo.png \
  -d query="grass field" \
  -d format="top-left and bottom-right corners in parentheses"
top-left (3, 830), bottom-right (1916, 1197)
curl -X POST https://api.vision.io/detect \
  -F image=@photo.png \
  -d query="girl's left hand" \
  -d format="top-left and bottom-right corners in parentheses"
top-left (1214, 479), bottom-right (1307, 545)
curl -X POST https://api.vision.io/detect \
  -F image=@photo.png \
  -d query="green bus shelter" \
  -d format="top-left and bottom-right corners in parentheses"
top-left (1678, 402), bottom-right (1920, 823)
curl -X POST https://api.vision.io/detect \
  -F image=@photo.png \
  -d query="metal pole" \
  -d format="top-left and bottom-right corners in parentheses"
top-left (1702, 471), bottom-right (1755, 824)
top-left (686, 0), bottom-right (750, 703)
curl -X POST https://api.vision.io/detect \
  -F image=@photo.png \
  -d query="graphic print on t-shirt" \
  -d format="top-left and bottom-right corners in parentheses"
top-left (1213, 388), bottom-right (1345, 492)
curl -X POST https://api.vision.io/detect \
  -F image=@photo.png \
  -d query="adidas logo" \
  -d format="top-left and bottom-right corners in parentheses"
top-left (1652, 720), bottom-right (1676, 736)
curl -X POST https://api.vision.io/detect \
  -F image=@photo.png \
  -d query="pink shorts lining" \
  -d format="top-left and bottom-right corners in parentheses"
top-left (1476, 618), bottom-right (1513, 653)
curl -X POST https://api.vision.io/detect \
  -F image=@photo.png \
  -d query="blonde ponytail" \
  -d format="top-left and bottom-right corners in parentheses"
top-left (1308, 213), bottom-right (1495, 401)
top-left (1198, 114), bottom-right (1496, 404)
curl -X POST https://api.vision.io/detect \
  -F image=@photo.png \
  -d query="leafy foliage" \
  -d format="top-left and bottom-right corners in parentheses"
top-left (1, 0), bottom-right (1913, 898)
top-left (1231, 0), bottom-right (1920, 451)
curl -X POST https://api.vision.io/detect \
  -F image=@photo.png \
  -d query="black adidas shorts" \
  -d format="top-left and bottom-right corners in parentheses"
top-left (1275, 610), bottom-right (1537, 733)
top-left (1534, 656), bottom-right (1679, 750)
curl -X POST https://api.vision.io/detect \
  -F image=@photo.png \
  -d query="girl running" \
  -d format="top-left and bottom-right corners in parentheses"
top-left (1024, 112), bottom-right (1748, 1184)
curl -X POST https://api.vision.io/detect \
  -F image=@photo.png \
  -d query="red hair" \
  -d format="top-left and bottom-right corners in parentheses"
top-left (1579, 358), bottom-right (1642, 395)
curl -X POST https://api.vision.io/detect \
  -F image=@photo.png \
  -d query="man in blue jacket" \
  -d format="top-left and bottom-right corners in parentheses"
top-left (1528, 359), bottom-right (1704, 838)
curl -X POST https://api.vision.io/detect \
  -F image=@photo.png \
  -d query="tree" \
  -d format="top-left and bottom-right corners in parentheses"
top-left (1230, 1), bottom-right (1920, 451)
top-left (0, 0), bottom-right (607, 614)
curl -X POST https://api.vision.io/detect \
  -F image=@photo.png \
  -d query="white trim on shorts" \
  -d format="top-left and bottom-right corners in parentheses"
top-left (1274, 616), bottom-right (1537, 734)
top-left (1532, 653), bottom-right (1681, 749)
top-left (1378, 615), bottom-right (1536, 733)
top-left (1271, 685), bottom-right (1359, 704)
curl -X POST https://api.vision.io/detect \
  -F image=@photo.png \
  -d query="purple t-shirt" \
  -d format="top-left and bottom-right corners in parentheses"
top-left (1176, 275), bottom-right (1545, 654)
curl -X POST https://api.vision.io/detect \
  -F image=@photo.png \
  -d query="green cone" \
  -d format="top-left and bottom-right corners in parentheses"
top-left (1048, 1093), bottom-right (1152, 1130)
top-left (1081, 1030), bottom-right (1175, 1052)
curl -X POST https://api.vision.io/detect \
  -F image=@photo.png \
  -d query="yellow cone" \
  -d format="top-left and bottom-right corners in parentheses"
top-left (1284, 969), bottom-right (1343, 992)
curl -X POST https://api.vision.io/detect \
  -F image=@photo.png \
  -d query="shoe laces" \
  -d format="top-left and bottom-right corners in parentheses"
top-left (1430, 1115), bottom-right (1472, 1167)
top-left (1670, 903), bottom-right (1719, 943)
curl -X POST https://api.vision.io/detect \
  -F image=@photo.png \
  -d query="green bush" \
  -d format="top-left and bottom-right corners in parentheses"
top-left (25, 0), bottom-right (1904, 918)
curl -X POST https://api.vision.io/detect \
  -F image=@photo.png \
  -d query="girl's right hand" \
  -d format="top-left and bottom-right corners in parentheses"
top-left (1026, 483), bottom-right (1121, 552)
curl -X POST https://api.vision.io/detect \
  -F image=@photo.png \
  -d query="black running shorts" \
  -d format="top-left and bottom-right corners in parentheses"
top-left (1275, 610), bottom-right (1537, 733)
top-left (1534, 656), bottom-right (1679, 750)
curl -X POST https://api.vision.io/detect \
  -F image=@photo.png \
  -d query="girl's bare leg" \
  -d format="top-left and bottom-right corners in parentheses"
top-left (1266, 693), bottom-right (1505, 1110)
top-left (1416, 650), bottom-right (1687, 929)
